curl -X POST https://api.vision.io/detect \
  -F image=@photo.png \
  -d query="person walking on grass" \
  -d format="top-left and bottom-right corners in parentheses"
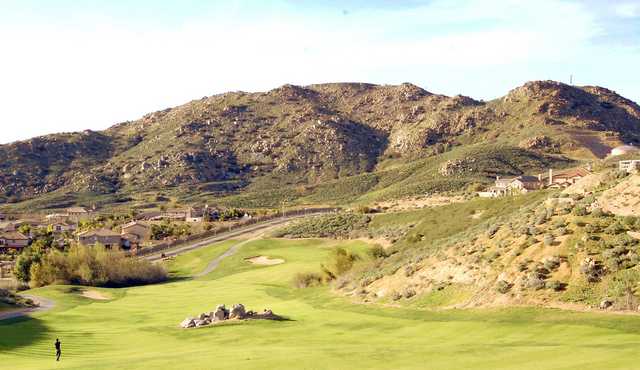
top-left (55, 338), bottom-right (61, 361)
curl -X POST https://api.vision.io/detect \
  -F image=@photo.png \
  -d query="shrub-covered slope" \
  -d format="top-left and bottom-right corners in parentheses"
top-left (1, 80), bottom-right (638, 208)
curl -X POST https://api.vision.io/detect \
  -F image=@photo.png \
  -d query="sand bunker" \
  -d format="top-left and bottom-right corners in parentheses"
top-left (82, 290), bottom-right (110, 300)
top-left (245, 256), bottom-right (285, 266)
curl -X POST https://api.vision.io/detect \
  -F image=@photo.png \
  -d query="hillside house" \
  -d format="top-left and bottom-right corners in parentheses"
top-left (546, 168), bottom-right (591, 188)
top-left (77, 228), bottom-right (122, 249)
top-left (66, 207), bottom-right (90, 221)
top-left (619, 159), bottom-right (640, 173)
top-left (509, 175), bottom-right (545, 193)
top-left (46, 213), bottom-right (70, 222)
top-left (121, 221), bottom-right (151, 241)
top-left (154, 209), bottom-right (188, 221)
top-left (50, 222), bottom-right (77, 234)
top-left (480, 175), bottom-right (544, 197)
top-left (0, 231), bottom-right (30, 251)
top-left (186, 207), bottom-right (204, 223)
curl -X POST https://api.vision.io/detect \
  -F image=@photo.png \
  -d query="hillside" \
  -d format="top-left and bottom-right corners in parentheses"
top-left (291, 168), bottom-right (640, 312)
top-left (1, 80), bottom-right (639, 210)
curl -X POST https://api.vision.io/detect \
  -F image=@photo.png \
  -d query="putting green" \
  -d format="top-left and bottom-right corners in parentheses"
top-left (2, 238), bottom-right (640, 370)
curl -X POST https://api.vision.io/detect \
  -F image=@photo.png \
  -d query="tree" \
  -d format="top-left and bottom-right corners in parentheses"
top-left (14, 246), bottom-right (43, 283)
top-left (18, 224), bottom-right (31, 236)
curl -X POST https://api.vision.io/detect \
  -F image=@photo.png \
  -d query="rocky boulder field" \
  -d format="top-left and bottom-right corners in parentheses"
top-left (180, 303), bottom-right (282, 329)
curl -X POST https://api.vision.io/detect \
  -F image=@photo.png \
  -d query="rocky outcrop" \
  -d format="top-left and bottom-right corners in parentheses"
top-left (180, 304), bottom-right (282, 329)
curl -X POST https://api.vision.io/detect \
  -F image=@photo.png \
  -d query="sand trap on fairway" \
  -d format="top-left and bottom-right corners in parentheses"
top-left (82, 290), bottom-right (110, 300)
top-left (245, 256), bottom-right (285, 266)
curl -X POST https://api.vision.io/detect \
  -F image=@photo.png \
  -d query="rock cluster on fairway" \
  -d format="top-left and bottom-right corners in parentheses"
top-left (180, 304), bottom-right (281, 328)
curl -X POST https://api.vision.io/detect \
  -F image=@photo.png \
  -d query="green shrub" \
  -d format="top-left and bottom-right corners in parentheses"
top-left (274, 213), bottom-right (371, 239)
top-left (543, 234), bottom-right (555, 246)
top-left (27, 244), bottom-right (167, 288)
top-left (368, 245), bottom-right (389, 259)
top-left (292, 272), bottom-right (323, 288)
top-left (543, 256), bottom-right (561, 271)
top-left (320, 248), bottom-right (360, 281)
top-left (403, 288), bottom-right (416, 299)
top-left (573, 206), bottom-right (589, 216)
top-left (545, 280), bottom-right (565, 291)
top-left (496, 280), bottom-right (512, 294)
top-left (605, 222), bottom-right (625, 235)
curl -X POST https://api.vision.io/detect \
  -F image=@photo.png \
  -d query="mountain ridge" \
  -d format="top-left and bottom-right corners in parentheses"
top-left (1, 80), bottom-right (639, 208)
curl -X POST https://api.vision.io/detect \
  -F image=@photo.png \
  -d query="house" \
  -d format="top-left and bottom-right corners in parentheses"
top-left (66, 207), bottom-right (90, 221)
top-left (186, 207), bottom-right (204, 223)
top-left (46, 213), bottom-right (70, 222)
top-left (547, 168), bottom-right (591, 188)
top-left (77, 228), bottom-right (122, 249)
top-left (50, 222), bottom-right (77, 234)
top-left (0, 231), bottom-right (30, 251)
top-left (478, 186), bottom-right (507, 198)
top-left (121, 221), bottom-right (151, 241)
top-left (484, 175), bottom-right (544, 196)
top-left (153, 209), bottom-right (188, 221)
top-left (619, 159), bottom-right (640, 173)
top-left (509, 175), bottom-right (545, 193)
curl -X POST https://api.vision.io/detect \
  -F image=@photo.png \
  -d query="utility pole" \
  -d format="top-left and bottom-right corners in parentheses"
top-left (570, 74), bottom-right (573, 85)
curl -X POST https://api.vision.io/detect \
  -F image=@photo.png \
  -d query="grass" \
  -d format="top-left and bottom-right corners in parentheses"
top-left (165, 239), bottom-right (240, 277)
top-left (3, 238), bottom-right (640, 369)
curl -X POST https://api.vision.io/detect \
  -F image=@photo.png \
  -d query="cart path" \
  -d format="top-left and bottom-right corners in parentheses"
top-left (0, 294), bottom-right (55, 321)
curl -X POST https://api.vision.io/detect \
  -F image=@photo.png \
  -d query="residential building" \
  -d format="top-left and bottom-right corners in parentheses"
top-left (547, 168), bottom-right (591, 188)
top-left (121, 221), bottom-right (151, 241)
top-left (0, 231), bottom-right (30, 251)
top-left (186, 207), bottom-right (204, 223)
top-left (619, 159), bottom-right (640, 173)
top-left (50, 222), bottom-right (77, 234)
top-left (77, 228), bottom-right (122, 249)
top-left (66, 207), bottom-right (90, 221)
top-left (509, 175), bottom-right (545, 193)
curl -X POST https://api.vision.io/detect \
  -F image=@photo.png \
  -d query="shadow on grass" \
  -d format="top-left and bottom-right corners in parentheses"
top-left (0, 316), bottom-right (49, 351)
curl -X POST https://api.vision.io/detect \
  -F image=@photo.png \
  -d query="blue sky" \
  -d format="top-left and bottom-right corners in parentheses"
top-left (0, 0), bottom-right (639, 143)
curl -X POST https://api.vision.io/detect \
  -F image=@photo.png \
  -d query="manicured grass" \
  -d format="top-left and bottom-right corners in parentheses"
top-left (2, 238), bottom-right (640, 369)
top-left (165, 239), bottom-right (240, 277)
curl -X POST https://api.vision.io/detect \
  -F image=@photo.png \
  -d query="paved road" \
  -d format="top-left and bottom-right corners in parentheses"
top-left (145, 212), bottom-right (329, 262)
top-left (0, 294), bottom-right (55, 321)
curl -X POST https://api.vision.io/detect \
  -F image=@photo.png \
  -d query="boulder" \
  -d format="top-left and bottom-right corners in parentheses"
top-left (599, 299), bottom-right (614, 310)
top-left (229, 304), bottom-right (246, 319)
top-left (213, 304), bottom-right (228, 321)
top-left (180, 318), bottom-right (195, 329)
top-left (194, 319), bottom-right (209, 327)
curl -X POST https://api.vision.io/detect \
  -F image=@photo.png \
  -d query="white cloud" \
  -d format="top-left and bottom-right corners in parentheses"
top-left (0, 0), bottom-right (635, 143)
top-left (614, 2), bottom-right (640, 18)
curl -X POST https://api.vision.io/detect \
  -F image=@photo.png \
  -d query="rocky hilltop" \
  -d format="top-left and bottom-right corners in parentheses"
top-left (1, 80), bottom-right (639, 207)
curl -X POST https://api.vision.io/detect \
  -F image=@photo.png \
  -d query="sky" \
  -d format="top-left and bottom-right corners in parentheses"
top-left (0, 0), bottom-right (639, 144)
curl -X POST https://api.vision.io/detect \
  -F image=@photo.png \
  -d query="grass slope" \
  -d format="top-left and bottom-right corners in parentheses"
top-left (2, 238), bottom-right (640, 369)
